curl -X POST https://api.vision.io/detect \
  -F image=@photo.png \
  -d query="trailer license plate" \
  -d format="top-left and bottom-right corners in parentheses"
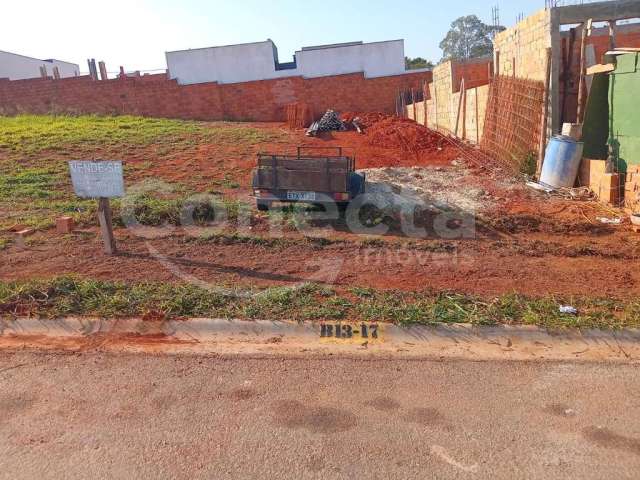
top-left (286, 191), bottom-right (316, 201)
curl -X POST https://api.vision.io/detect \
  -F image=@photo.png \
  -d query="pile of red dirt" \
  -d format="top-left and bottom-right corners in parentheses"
top-left (340, 112), bottom-right (446, 153)
top-left (365, 116), bottom-right (446, 153)
top-left (340, 112), bottom-right (392, 128)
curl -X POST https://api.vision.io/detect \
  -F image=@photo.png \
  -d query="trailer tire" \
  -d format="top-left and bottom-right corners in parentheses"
top-left (257, 200), bottom-right (271, 211)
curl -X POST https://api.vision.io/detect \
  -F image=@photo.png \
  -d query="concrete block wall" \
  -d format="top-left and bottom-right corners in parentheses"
top-left (493, 9), bottom-right (553, 82)
top-left (0, 70), bottom-right (432, 122)
top-left (431, 61), bottom-right (456, 134)
top-left (461, 84), bottom-right (489, 143)
top-left (405, 58), bottom-right (491, 144)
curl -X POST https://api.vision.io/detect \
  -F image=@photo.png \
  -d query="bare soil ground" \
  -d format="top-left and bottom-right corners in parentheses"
top-left (1, 115), bottom-right (638, 303)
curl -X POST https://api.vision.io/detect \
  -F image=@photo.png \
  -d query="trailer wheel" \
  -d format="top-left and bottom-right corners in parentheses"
top-left (257, 200), bottom-right (271, 211)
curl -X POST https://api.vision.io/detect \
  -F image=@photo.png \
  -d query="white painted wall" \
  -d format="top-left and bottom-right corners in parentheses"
top-left (166, 40), bottom-right (293, 85)
top-left (295, 40), bottom-right (405, 79)
top-left (166, 39), bottom-right (409, 85)
top-left (0, 50), bottom-right (79, 80)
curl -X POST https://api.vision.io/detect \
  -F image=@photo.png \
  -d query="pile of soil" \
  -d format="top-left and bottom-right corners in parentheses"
top-left (341, 112), bottom-right (447, 153)
top-left (340, 112), bottom-right (392, 128)
top-left (366, 117), bottom-right (446, 153)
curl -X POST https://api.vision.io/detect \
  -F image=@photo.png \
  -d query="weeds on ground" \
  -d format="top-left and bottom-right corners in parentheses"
top-left (0, 114), bottom-right (285, 229)
top-left (0, 115), bottom-right (284, 155)
top-left (117, 182), bottom-right (252, 228)
top-left (0, 167), bottom-right (65, 202)
top-left (1, 276), bottom-right (639, 329)
top-left (212, 173), bottom-right (241, 189)
top-left (520, 151), bottom-right (537, 176)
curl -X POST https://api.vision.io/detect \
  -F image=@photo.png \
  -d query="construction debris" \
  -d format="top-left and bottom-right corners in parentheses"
top-left (596, 217), bottom-right (622, 225)
top-left (526, 182), bottom-right (596, 202)
top-left (360, 166), bottom-right (492, 213)
top-left (526, 181), bottom-right (554, 193)
top-left (306, 110), bottom-right (346, 136)
top-left (559, 306), bottom-right (578, 315)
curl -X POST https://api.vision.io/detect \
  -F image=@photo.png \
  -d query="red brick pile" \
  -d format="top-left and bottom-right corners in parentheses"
top-left (286, 102), bottom-right (314, 128)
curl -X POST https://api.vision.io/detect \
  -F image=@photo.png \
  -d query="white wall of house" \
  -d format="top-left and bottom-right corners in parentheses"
top-left (295, 40), bottom-right (405, 79)
top-left (0, 50), bottom-right (79, 80)
top-left (166, 40), bottom-right (293, 85)
top-left (166, 39), bottom-right (409, 85)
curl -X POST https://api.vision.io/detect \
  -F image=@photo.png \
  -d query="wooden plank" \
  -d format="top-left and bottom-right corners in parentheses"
top-left (270, 169), bottom-right (348, 192)
top-left (97, 198), bottom-right (116, 255)
top-left (586, 63), bottom-right (616, 75)
top-left (462, 84), bottom-right (467, 141)
top-left (98, 61), bottom-right (108, 81)
top-left (257, 156), bottom-right (351, 170)
top-left (577, 19), bottom-right (593, 124)
top-left (411, 88), bottom-right (417, 121)
top-left (560, 27), bottom-right (576, 127)
top-left (475, 87), bottom-right (479, 144)
top-left (537, 48), bottom-right (553, 178)
top-left (454, 78), bottom-right (465, 137)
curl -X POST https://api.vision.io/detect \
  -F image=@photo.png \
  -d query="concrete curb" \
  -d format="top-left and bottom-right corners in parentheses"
top-left (1, 317), bottom-right (639, 362)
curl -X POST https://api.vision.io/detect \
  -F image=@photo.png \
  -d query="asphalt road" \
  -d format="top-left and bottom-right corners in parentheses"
top-left (0, 351), bottom-right (639, 479)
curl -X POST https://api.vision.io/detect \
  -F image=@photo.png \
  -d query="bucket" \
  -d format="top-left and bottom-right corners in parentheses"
top-left (539, 135), bottom-right (584, 188)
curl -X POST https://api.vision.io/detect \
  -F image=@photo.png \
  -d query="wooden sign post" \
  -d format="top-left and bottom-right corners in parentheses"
top-left (97, 197), bottom-right (117, 254)
top-left (68, 161), bottom-right (124, 255)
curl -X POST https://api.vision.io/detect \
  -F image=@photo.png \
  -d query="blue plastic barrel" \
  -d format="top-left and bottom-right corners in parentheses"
top-left (539, 135), bottom-right (584, 188)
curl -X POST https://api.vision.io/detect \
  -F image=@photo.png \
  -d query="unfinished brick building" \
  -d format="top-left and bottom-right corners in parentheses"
top-left (493, 0), bottom-right (640, 135)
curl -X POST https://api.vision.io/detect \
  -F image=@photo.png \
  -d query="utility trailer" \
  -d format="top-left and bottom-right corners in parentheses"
top-left (251, 147), bottom-right (365, 211)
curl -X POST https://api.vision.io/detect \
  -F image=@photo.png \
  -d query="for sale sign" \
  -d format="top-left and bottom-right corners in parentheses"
top-left (68, 160), bottom-right (124, 198)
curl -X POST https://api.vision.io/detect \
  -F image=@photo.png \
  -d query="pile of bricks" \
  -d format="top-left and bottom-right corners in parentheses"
top-left (625, 166), bottom-right (640, 212)
top-left (578, 158), bottom-right (623, 205)
top-left (286, 102), bottom-right (314, 128)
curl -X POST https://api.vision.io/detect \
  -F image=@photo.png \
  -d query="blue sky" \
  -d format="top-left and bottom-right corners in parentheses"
top-left (3, 0), bottom-right (545, 73)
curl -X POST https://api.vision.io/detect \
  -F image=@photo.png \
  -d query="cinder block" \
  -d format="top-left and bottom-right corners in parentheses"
top-left (16, 228), bottom-right (35, 238)
top-left (579, 159), bottom-right (623, 205)
top-left (56, 216), bottom-right (75, 234)
top-left (597, 173), bottom-right (622, 205)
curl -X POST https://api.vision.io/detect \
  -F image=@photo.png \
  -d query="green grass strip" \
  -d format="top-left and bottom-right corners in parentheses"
top-left (1, 277), bottom-right (639, 329)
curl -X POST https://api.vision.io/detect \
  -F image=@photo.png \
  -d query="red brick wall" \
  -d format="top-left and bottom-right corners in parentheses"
top-left (452, 60), bottom-right (493, 92)
top-left (0, 70), bottom-right (432, 122)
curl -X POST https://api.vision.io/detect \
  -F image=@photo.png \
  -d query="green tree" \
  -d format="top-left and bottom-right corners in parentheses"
top-left (405, 57), bottom-right (434, 70)
top-left (439, 15), bottom-right (505, 60)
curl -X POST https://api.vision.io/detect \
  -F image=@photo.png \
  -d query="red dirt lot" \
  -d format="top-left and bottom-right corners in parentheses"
top-left (1, 227), bottom-right (639, 299)
top-left (1, 115), bottom-right (638, 300)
